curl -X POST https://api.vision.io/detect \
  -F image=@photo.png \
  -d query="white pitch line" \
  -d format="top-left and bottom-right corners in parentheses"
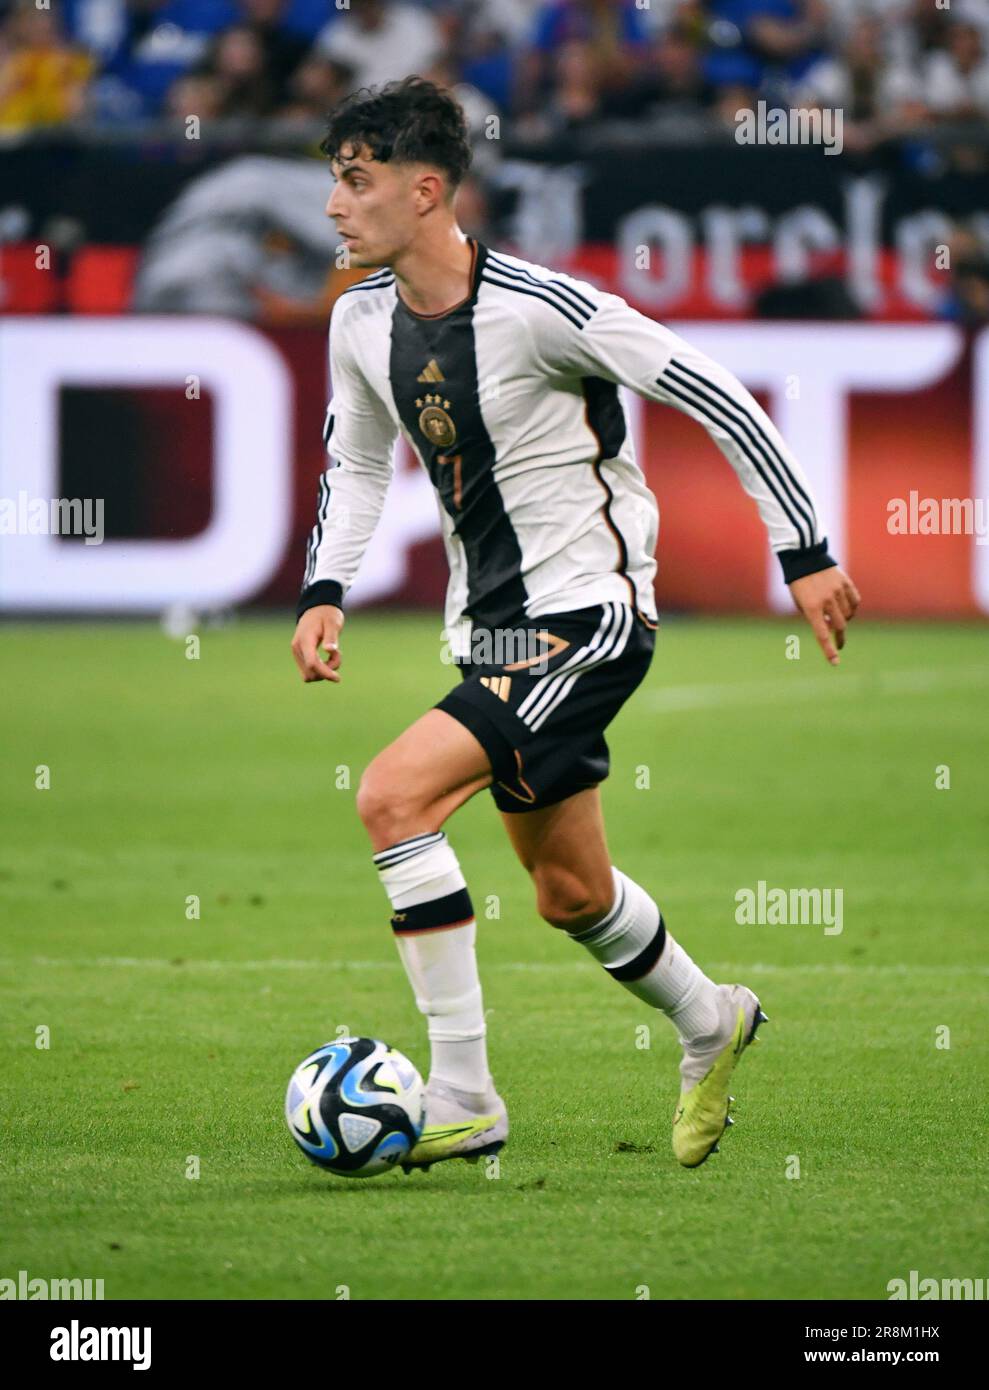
top-left (708, 961), bottom-right (988, 978)
top-left (0, 955), bottom-right (565, 973)
top-left (0, 956), bottom-right (398, 972)
top-left (644, 666), bottom-right (989, 712)
top-left (0, 957), bottom-right (985, 977)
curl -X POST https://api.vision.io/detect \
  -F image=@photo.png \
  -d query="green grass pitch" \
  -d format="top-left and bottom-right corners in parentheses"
top-left (2, 613), bottom-right (987, 1300)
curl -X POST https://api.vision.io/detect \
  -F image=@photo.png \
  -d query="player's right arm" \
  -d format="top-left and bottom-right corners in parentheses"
top-left (292, 295), bottom-right (398, 684)
top-left (534, 278), bottom-right (860, 665)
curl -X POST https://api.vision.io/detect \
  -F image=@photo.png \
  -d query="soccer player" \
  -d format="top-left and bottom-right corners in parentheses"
top-left (291, 77), bottom-right (860, 1170)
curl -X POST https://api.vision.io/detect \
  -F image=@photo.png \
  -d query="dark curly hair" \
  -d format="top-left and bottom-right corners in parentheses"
top-left (320, 76), bottom-right (472, 190)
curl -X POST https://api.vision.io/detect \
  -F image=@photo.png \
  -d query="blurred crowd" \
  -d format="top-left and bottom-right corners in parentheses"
top-left (1, 0), bottom-right (989, 144)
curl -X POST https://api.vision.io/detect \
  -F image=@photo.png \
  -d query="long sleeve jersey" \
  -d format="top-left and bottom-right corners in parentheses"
top-left (298, 239), bottom-right (835, 658)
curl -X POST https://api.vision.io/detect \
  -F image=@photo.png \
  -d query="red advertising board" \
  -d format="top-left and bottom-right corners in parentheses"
top-left (1, 317), bottom-right (985, 618)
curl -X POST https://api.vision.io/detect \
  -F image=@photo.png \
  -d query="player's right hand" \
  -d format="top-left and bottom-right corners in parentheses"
top-left (291, 605), bottom-right (344, 683)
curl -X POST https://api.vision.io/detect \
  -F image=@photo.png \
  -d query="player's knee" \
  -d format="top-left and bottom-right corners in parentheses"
top-left (355, 768), bottom-right (423, 844)
top-left (534, 865), bottom-right (611, 932)
top-left (355, 771), bottom-right (397, 836)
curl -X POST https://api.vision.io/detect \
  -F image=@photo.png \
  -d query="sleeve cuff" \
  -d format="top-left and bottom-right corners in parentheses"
top-left (296, 580), bottom-right (345, 619)
top-left (776, 537), bottom-right (838, 585)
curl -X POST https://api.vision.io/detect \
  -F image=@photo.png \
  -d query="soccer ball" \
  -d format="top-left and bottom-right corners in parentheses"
top-left (285, 1037), bottom-right (424, 1177)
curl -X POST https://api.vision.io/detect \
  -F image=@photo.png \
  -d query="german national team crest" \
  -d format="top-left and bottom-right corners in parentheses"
top-left (416, 394), bottom-right (457, 448)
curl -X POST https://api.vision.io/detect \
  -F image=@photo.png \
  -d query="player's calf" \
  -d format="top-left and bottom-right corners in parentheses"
top-left (562, 865), bottom-right (766, 1165)
top-left (533, 860), bottom-right (615, 934)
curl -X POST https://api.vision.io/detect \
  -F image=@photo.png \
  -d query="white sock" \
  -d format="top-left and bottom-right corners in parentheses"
top-left (569, 867), bottom-right (722, 1045)
top-left (373, 831), bottom-right (490, 1094)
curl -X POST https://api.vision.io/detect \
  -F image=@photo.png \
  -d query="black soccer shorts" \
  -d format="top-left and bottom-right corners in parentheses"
top-left (434, 600), bottom-right (657, 814)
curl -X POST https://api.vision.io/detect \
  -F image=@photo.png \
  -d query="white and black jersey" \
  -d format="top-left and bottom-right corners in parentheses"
top-left (299, 239), bottom-right (834, 656)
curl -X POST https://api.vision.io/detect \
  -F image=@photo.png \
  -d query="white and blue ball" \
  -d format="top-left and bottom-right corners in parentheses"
top-left (285, 1037), bottom-right (424, 1177)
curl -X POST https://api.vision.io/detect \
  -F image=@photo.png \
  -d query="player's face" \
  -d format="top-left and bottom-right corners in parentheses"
top-left (325, 147), bottom-right (420, 268)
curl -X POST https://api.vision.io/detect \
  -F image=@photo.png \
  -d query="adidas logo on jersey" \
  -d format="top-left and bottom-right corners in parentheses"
top-left (480, 675), bottom-right (512, 702)
top-left (417, 359), bottom-right (445, 383)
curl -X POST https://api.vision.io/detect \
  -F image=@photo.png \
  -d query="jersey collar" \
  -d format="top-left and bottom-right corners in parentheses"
top-left (394, 237), bottom-right (488, 321)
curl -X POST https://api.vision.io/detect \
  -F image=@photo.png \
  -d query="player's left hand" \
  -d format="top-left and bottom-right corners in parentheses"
top-left (788, 567), bottom-right (861, 666)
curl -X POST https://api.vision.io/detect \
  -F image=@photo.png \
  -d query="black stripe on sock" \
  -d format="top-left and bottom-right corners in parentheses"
top-left (373, 831), bottom-right (445, 868)
top-left (390, 888), bottom-right (474, 935)
top-left (605, 914), bottom-right (667, 982)
top-left (572, 876), bottom-right (624, 943)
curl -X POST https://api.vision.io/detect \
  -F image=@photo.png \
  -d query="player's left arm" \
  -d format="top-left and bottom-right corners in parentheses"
top-left (542, 288), bottom-right (861, 664)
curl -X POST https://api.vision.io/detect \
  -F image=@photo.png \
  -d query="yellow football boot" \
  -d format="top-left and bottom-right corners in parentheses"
top-left (401, 1077), bottom-right (508, 1172)
top-left (672, 984), bottom-right (767, 1168)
